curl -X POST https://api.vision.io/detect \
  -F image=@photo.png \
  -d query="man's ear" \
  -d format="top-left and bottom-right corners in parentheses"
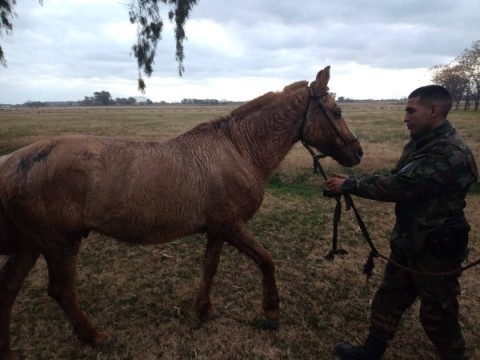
top-left (431, 103), bottom-right (441, 116)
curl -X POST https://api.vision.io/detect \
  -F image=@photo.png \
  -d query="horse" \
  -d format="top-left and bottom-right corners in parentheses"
top-left (0, 66), bottom-right (362, 359)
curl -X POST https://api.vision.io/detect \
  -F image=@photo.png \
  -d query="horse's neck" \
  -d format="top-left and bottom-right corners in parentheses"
top-left (228, 91), bottom-right (307, 179)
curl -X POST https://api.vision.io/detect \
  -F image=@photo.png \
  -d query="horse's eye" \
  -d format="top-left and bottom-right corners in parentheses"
top-left (333, 108), bottom-right (342, 119)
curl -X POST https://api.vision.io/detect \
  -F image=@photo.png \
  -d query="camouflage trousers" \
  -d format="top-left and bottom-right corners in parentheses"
top-left (369, 240), bottom-right (467, 360)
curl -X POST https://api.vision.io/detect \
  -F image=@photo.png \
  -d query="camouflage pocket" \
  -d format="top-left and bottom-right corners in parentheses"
top-left (425, 225), bottom-right (469, 261)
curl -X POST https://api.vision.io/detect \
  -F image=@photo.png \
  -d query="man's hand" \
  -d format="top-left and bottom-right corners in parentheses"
top-left (326, 174), bottom-right (348, 194)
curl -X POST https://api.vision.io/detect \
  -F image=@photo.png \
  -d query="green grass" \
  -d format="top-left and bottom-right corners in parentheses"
top-left (267, 171), bottom-right (324, 197)
top-left (470, 182), bottom-right (480, 195)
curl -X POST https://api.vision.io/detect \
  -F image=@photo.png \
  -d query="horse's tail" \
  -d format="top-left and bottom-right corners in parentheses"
top-left (0, 153), bottom-right (13, 254)
top-left (0, 201), bottom-right (10, 255)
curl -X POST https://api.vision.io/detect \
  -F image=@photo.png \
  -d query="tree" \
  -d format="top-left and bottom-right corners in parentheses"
top-left (94, 91), bottom-right (113, 106)
top-left (115, 97), bottom-right (137, 105)
top-left (80, 91), bottom-right (113, 106)
top-left (458, 40), bottom-right (480, 110)
top-left (430, 64), bottom-right (469, 110)
top-left (430, 40), bottom-right (480, 111)
top-left (0, 0), bottom-right (198, 91)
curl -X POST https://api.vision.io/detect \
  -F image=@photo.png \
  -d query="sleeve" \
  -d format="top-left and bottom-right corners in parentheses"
top-left (349, 153), bottom-right (455, 202)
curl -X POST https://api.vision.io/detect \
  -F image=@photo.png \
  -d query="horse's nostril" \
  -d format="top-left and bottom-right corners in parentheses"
top-left (357, 149), bottom-right (363, 158)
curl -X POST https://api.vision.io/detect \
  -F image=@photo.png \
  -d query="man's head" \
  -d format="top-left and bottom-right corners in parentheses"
top-left (404, 85), bottom-right (452, 138)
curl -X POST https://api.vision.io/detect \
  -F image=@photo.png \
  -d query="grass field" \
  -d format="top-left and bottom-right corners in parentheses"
top-left (0, 104), bottom-right (479, 359)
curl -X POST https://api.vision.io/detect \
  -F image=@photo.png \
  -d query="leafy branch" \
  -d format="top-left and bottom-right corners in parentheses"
top-left (0, 0), bottom-right (198, 91)
top-left (128, 0), bottom-right (198, 92)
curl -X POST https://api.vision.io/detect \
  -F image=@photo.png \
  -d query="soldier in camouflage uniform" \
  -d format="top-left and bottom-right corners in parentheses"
top-left (326, 85), bottom-right (478, 360)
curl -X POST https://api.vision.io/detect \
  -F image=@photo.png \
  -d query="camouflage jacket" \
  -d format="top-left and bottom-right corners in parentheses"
top-left (344, 120), bottom-right (478, 255)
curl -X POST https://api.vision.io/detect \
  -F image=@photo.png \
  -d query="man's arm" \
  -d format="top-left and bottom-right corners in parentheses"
top-left (326, 154), bottom-right (454, 202)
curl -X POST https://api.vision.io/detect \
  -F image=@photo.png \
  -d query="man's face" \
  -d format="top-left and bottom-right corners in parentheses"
top-left (404, 96), bottom-right (437, 138)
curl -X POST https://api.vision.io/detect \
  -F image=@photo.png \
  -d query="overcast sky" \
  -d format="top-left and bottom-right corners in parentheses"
top-left (1, 0), bottom-right (479, 104)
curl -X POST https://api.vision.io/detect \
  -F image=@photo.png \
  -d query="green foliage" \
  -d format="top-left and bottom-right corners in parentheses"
top-left (0, 0), bottom-right (43, 66)
top-left (0, 0), bottom-right (198, 90)
top-left (0, 0), bottom-right (16, 66)
top-left (128, 0), bottom-right (198, 92)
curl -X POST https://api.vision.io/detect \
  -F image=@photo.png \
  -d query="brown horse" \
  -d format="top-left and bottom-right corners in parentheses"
top-left (0, 66), bottom-right (362, 359)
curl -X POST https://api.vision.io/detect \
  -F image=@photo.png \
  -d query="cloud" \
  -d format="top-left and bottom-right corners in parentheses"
top-left (0, 0), bottom-right (479, 103)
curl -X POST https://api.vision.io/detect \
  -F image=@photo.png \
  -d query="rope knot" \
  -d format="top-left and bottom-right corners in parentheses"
top-left (363, 250), bottom-right (378, 278)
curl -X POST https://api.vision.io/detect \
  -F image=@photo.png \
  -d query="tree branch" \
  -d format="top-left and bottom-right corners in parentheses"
top-left (129, 0), bottom-right (198, 92)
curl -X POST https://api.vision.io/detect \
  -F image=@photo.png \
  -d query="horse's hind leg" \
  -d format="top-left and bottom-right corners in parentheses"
top-left (0, 251), bottom-right (40, 360)
top-left (196, 232), bottom-right (224, 321)
top-left (223, 223), bottom-right (279, 329)
top-left (43, 241), bottom-right (113, 347)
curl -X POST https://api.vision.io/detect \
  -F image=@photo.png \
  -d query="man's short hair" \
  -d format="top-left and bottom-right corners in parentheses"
top-left (408, 85), bottom-right (453, 117)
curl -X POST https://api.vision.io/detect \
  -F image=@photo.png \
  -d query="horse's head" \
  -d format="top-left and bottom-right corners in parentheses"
top-left (301, 66), bottom-right (363, 167)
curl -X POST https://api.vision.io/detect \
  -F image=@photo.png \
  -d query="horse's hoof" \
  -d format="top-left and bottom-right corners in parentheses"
top-left (199, 310), bottom-right (222, 322)
top-left (1, 350), bottom-right (21, 360)
top-left (251, 317), bottom-right (279, 330)
top-left (89, 333), bottom-right (116, 348)
top-left (265, 319), bottom-right (279, 330)
top-left (100, 335), bottom-right (117, 348)
top-left (211, 311), bottom-right (222, 320)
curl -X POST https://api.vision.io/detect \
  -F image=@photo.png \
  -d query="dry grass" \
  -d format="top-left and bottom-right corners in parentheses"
top-left (0, 104), bottom-right (479, 359)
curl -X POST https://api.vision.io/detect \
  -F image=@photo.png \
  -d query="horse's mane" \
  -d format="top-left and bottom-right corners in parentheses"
top-left (185, 80), bottom-right (308, 136)
top-left (282, 81), bottom-right (308, 94)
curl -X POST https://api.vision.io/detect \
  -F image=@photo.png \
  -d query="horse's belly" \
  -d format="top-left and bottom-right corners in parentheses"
top-left (97, 219), bottom-right (204, 245)
top-left (116, 230), bottom-right (193, 245)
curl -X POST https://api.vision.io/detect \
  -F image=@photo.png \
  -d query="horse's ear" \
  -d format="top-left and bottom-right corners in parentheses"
top-left (310, 66), bottom-right (330, 94)
top-left (316, 66), bottom-right (330, 85)
top-left (311, 66), bottom-right (331, 92)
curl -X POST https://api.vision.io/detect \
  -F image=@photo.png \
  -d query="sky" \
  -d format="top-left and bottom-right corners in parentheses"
top-left (1, 0), bottom-right (479, 104)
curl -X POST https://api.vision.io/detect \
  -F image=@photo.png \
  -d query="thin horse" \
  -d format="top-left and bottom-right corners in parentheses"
top-left (0, 66), bottom-right (362, 359)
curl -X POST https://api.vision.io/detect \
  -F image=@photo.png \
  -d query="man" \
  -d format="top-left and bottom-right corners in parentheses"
top-left (326, 85), bottom-right (478, 360)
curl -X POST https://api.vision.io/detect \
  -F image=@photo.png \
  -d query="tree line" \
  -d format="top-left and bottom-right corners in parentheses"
top-left (80, 91), bottom-right (224, 106)
top-left (13, 91), bottom-right (233, 107)
top-left (181, 98), bottom-right (219, 105)
top-left (431, 40), bottom-right (480, 110)
top-left (80, 91), bottom-right (152, 106)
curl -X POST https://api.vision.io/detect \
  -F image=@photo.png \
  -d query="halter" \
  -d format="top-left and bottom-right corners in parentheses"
top-left (299, 87), bottom-right (358, 177)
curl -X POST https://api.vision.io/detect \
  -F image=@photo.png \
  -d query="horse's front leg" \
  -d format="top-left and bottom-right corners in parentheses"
top-left (196, 232), bottom-right (224, 321)
top-left (44, 243), bottom-right (114, 347)
top-left (224, 222), bottom-right (279, 329)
